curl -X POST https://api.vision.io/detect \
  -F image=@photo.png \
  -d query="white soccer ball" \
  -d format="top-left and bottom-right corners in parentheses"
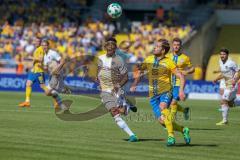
top-left (107, 3), bottom-right (122, 19)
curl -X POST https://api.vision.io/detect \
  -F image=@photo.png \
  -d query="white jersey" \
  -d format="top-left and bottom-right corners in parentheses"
top-left (219, 59), bottom-right (238, 89)
top-left (43, 49), bottom-right (61, 72)
top-left (98, 54), bottom-right (127, 93)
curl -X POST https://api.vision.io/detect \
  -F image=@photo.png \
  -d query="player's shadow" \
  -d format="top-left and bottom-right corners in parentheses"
top-left (123, 138), bottom-right (165, 142)
top-left (173, 143), bottom-right (218, 147)
top-left (190, 128), bottom-right (222, 131)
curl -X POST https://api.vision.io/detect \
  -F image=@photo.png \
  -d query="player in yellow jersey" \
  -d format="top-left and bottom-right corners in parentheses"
top-left (19, 37), bottom-right (48, 107)
top-left (130, 39), bottom-right (191, 146)
top-left (166, 38), bottom-right (195, 121)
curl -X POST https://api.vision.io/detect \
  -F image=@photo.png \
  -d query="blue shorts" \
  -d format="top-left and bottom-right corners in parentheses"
top-left (172, 86), bottom-right (180, 101)
top-left (149, 92), bottom-right (172, 119)
top-left (27, 72), bottom-right (45, 84)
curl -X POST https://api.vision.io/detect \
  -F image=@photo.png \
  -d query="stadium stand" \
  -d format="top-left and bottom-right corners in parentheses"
top-left (0, 0), bottom-right (194, 76)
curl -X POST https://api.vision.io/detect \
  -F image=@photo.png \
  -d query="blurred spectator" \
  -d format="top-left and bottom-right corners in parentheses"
top-left (156, 6), bottom-right (164, 22)
top-left (15, 54), bottom-right (24, 74)
top-left (193, 65), bottom-right (203, 80)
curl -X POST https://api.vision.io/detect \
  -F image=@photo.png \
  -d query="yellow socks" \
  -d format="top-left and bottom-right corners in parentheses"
top-left (162, 108), bottom-right (174, 137)
top-left (25, 86), bottom-right (32, 102)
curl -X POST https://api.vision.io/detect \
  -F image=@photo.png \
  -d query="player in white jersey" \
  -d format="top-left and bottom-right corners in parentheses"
top-left (98, 37), bottom-right (138, 142)
top-left (42, 40), bottom-right (69, 113)
top-left (213, 48), bottom-right (240, 125)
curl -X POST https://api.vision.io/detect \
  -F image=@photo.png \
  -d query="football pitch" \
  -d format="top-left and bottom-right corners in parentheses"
top-left (0, 92), bottom-right (240, 160)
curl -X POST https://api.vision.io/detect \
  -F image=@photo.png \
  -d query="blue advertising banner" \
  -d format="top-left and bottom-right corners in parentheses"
top-left (0, 74), bottom-right (220, 95)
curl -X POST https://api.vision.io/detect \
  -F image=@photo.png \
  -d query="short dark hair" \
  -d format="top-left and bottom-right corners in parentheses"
top-left (157, 38), bottom-right (170, 54)
top-left (106, 37), bottom-right (117, 43)
top-left (220, 48), bottom-right (229, 55)
top-left (172, 37), bottom-right (182, 45)
top-left (41, 39), bottom-right (49, 45)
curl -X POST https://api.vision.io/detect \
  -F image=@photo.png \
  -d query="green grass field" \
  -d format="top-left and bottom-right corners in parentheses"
top-left (0, 92), bottom-right (240, 160)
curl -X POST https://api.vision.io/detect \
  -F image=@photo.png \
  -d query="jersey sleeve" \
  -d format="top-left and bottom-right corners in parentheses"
top-left (185, 56), bottom-right (193, 68)
top-left (232, 61), bottom-right (239, 72)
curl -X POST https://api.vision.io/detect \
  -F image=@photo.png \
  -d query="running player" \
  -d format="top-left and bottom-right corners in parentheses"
top-left (213, 48), bottom-right (239, 125)
top-left (130, 39), bottom-right (190, 146)
top-left (41, 40), bottom-right (70, 112)
top-left (19, 37), bottom-right (48, 107)
top-left (166, 38), bottom-right (195, 121)
top-left (98, 37), bottom-right (138, 142)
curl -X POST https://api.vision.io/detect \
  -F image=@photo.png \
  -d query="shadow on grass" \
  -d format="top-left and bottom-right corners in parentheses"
top-left (172, 143), bottom-right (218, 147)
top-left (123, 138), bottom-right (165, 142)
top-left (190, 128), bottom-right (222, 131)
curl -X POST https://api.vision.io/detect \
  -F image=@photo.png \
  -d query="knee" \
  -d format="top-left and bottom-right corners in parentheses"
top-left (159, 103), bottom-right (167, 110)
top-left (159, 119), bottom-right (164, 124)
top-left (46, 92), bottom-right (51, 96)
top-left (44, 90), bottom-right (51, 96)
top-left (158, 115), bottom-right (165, 124)
top-left (110, 107), bottom-right (120, 117)
top-left (26, 81), bottom-right (32, 87)
top-left (171, 100), bottom-right (177, 105)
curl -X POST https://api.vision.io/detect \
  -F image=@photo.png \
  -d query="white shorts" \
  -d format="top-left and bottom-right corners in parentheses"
top-left (222, 88), bottom-right (237, 101)
top-left (47, 73), bottom-right (70, 94)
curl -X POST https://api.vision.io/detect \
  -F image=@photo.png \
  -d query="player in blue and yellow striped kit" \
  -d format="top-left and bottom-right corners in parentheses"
top-left (130, 39), bottom-right (191, 146)
top-left (166, 38), bottom-right (195, 121)
top-left (19, 37), bottom-right (48, 107)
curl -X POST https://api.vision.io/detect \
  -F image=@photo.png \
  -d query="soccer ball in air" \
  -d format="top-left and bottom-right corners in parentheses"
top-left (107, 3), bottom-right (122, 19)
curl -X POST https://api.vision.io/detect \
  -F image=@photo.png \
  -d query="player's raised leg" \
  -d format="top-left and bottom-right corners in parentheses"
top-left (150, 94), bottom-right (176, 146)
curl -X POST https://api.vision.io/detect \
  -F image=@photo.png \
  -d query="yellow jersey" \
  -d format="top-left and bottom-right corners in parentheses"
top-left (140, 55), bottom-right (176, 97)
top-left (32, 46), bottom-right (45, 73)
top-left (166, 53), bottom-right (192, 86)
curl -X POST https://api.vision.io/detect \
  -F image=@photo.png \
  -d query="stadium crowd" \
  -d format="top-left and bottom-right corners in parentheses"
top-left (0, 0), bottom-right (193, 76)
top-left (0, 21), bottom-right (193, 75)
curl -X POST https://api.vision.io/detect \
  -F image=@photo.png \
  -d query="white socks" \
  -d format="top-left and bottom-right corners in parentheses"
top-left (114, 114), bottom-right (134, 136)
top-left (221, 104), bottom-right (229, 123)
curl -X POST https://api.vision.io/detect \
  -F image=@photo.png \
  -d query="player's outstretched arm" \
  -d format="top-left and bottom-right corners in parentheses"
top-left (182, 66), bottom-right (195, 75)
top-left (213, 70), bottom-right (221, 74)
top-left (173, 69), bottom-right (186, 101)
top-left (213, 74), bottom-right (224, 84)
top-left (130, 68), bottom-right (143, 92)
top-left (114, 73), bottom-right (128, 93)
top-left (119, 72), bottom-right (128, 87)
top-left (232, 70), bottom-right (240, 85)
